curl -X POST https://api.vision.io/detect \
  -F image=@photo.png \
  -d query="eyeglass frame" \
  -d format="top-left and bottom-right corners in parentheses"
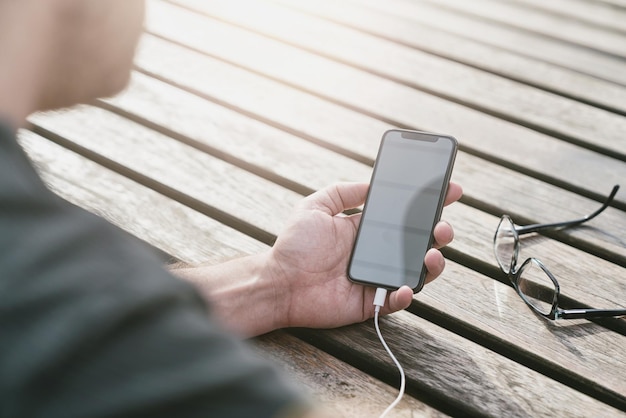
top-left (493, 184), bottom-right (626, 320)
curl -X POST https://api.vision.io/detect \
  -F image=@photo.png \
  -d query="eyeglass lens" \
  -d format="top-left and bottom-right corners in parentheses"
top-left (516, 259), bottom-right (556, 316)
top-left (495, 216), bottom-right (557, 316)
top-left (494, 216), bottom-right (516, 274)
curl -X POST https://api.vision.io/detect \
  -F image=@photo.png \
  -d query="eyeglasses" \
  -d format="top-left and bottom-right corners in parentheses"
top-left (493, 185), bottom-right (626, 320)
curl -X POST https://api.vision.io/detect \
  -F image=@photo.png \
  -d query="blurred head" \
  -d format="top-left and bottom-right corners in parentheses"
top-left (0, 0), bottom-right (145, 120)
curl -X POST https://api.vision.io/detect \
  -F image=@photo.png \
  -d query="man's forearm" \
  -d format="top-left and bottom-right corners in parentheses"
top-left (170, 252), bottom-right (285, 338)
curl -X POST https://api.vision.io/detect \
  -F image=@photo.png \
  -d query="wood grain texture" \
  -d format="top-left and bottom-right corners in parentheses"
top-left (254, 331), bottom-right (448, 418)
top-left (452, 152), bottom-right (626, 264)
top-left (104, 72), bottom-right (372, 191)
top-left (28, 107), bottom-right (302, 238)
top-left (17, 130), bottom-right (266, 265)
top-left (173, 0), bottom-right (626, 157)
top-left (142, 5), bottom-right (626, 205)
top-left (297, 311), bottom-right (625, 417)
top-left (509, 0), bottom-right (626, 33)
top-left (134, 36), bottom-right (387, 163)
top-left (269, 0), bottom-right (626, 114)
top-left (344, 0), bottom-right (626, 85)
top-left (418, 0), bottom-right (626, 58)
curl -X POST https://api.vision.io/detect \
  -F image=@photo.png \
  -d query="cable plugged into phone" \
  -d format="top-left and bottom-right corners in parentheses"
top-left (373, 287), bottom-right (406, 418)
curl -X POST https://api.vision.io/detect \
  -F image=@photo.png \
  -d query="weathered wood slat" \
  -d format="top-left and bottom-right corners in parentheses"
top-left (129, 32), bottom-right (626, 261)
top-left (596, 0), bottom-right (626, 8)
top-left (420, 260), bottom-right (626, 408)
top-left (103, 72), bottom-right (372, 192)
top-left (172, 0), bottom-right (626, 159)
top-left (254, 332), bottom-right (447, 418)
top-left (134, 36), bottom-right (386, 162)
top-left (28, 107), bottom-right (304, 240)
top-left (296, 311), bottom-right (625, 417)
top-left (269, 0), bottom-right (626, 115)
top-left (509, 0), bottom-right (626, 33)
top-left (344, 0), bottom-right (626, 86)
top-left (17, 130), bottom-right (266, 265)
top-left (420, 0), bottom-right (626, 58)
top-left (143, 5), bottom-right (626, 206)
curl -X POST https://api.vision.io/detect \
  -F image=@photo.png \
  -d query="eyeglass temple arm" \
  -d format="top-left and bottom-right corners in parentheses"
top-left (516, 185), bottom-right (620, 235)
top-left (557, 307), bottom-right (626, 320)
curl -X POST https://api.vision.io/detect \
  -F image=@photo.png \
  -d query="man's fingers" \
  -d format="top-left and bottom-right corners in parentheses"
top-left (384, 286), bottom-right (413, 313)
top-left (304, 181), bottom-right (460, 217)
top-left (433, 221), bottom-right (454, 249)
top-left (302, 183), bottom-right (369, 215)
top-left (423, 248), bottom-right (446, 285)
top-left (444, 182), bottom-right (463, 207)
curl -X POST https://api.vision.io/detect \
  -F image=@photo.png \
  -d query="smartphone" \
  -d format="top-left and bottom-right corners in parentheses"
top-left (348, 129), bottom-right (458, 292)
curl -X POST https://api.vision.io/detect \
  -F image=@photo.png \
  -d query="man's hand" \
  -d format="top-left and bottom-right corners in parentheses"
top-left (174, 182), bottom-right (462, 337)
top-left (268, 182), bottom-right (463, 330)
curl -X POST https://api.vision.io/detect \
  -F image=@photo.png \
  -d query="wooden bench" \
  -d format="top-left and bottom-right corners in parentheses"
top-left (21, 0), bottom-right (626, 416)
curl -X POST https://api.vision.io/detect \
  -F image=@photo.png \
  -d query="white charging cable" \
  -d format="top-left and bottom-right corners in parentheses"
top-left (373, 287), bottom-right (406, 418)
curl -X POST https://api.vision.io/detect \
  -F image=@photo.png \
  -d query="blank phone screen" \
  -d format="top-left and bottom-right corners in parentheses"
top-left (349, 130), bottom-right (457, 290)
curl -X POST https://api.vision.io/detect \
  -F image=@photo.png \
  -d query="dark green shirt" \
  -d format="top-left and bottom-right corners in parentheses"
top-left (0, 122), bottom-right (307, 418)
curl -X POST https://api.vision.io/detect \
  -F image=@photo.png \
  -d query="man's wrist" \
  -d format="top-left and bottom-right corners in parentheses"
top-left (170, 252), bottom-right (288, 337)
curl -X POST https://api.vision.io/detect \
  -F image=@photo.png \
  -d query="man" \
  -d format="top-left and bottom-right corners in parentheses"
top-left (0, 1), bottom-right (462, 417)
